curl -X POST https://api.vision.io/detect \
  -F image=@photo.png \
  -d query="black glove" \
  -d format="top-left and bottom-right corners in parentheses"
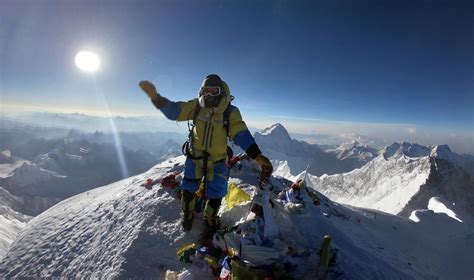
top-left (255, 154), bottom-right (273, 181)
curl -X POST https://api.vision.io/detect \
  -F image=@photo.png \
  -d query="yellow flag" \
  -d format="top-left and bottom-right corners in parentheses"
top-left (225, 182), bottom-right (251, 209)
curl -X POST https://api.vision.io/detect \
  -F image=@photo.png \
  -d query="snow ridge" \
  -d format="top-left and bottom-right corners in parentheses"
top-left (0, 157), bottom-right (188, 278)
top-left (308, 154), bottom-right (432, 215)
top-left (1, 155), bottom-right (473, 279)
top-left (0, 187), bottom-right (31, 260)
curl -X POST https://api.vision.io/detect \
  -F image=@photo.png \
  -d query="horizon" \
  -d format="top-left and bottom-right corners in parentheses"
top-left (1, 0), bottom-right (473, 154)
top-left (1, 109), bottom-right (473, 155)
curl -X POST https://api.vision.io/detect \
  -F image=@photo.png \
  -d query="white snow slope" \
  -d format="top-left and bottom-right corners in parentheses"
top-left (308, 154), bottom-right (432, 215)
top-left (308, 142), bottom-right (474, 222)
top-left (0, 187), bottom-right (31, 260)
top-left (0, 156), bottom-right (33, 260)
top-left (383, 142), bottom-right (474, 179)
top-left (1, 156), bottom-right (473, 279)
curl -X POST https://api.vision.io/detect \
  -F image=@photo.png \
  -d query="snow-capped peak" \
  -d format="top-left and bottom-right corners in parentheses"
top-left (258, 123), bottom-right (291, 138)
top-left (254, 124), bottom-right (294, 155)
top-left (381, 142), bottom-right (432, 159)
top-left (256, 124), bottom-right (375, 176)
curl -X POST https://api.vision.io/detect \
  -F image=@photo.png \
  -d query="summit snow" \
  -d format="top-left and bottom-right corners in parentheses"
top-left (1, 155), bottom-right (473, 279)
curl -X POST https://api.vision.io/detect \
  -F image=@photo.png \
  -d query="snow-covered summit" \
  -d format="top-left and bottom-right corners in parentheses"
top-left (1, 155), bottom-right (473, 279)
top-left (259, 123), bottom-right (290, 138)
top-left (254, 123), bottom-right (293, 152)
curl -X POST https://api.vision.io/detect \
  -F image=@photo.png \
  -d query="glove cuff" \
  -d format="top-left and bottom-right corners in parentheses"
top-left (245, 143), bottom-right (262, 159)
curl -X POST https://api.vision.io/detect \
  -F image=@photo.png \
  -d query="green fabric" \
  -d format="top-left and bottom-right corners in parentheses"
top-left (230, 260), bottom-right (267, 280)
top-left (204, 198), bottom-right (221, 227)
top-left (181, 191), bottom-right (196, 221)
top-left (176, 243), bottom-right (196, 263)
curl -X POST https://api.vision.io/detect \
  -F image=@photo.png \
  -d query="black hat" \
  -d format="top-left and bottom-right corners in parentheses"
top-left (202, 74), bottom-right (223, 88)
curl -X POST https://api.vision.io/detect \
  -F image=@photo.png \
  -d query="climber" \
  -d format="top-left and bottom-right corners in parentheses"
top-left (139, 74), bottom-right (273, 232)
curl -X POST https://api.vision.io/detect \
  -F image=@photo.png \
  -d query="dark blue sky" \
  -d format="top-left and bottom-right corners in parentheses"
top-left (1, 0), bottom-right (473, 144)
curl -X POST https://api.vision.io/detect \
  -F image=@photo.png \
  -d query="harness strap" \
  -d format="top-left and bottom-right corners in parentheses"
top-left (202, 151), bottom-right (210, 189)
top-left (182, 141), bottom-right (206, 160)
top-left (182, 99), bottom-right (236, 188)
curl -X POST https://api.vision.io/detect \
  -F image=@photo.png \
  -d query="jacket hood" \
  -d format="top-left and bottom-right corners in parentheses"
top-left (198, 80), bottom-right (231, 114)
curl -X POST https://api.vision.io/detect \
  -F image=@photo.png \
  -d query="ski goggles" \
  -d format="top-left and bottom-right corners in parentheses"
top-left (199, 86), bottom-right (222, 97)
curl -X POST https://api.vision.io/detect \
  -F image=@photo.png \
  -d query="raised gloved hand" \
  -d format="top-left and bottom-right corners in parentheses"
top-left (255, 154), bottom-right (273, 181)
top-left (139, 80), bottom-right (168, 108)
top-left (139, 80), bottom-right (159, 99)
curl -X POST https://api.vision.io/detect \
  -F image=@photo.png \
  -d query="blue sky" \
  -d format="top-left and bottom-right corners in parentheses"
top-left (1, 0), bottom-right (473, 152)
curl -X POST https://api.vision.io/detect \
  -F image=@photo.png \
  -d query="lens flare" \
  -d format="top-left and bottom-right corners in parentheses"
top-left (92, 80), bottom-right (129, 179)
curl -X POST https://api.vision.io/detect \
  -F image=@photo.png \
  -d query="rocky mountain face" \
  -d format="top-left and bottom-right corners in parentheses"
top-left (399, 157), bottom-right (474, 221)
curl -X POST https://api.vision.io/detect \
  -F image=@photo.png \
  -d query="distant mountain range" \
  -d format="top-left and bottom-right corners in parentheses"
top-left (255, 123), bottom-right (378, 177)
top-left (308, 142), bottom-right (474, 222)
top-left (0, 125), bottom-right (183, 259)
top-left (1, 111), bottom-right (187, 134)
top-left (1, 121), bottom-right (473, 269)
top-left (256, 123), bottom-right (474, 222)
top-left (1, 129), bottom-right (182, 202)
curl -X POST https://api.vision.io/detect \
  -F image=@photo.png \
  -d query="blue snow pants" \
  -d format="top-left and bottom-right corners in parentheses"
top-left (180, 156), bottom-right (229, 199)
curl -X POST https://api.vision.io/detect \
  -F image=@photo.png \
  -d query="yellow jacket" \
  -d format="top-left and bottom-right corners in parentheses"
top-left (157, 82), bottom-right (260, 161)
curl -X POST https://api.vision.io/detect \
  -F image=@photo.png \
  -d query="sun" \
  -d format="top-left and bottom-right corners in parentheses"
top-left (75, 51), bottom-right (100, 72)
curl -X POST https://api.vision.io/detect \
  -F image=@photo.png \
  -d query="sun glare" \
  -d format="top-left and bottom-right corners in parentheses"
top-left (75, 51), bottom-right (100, 72)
